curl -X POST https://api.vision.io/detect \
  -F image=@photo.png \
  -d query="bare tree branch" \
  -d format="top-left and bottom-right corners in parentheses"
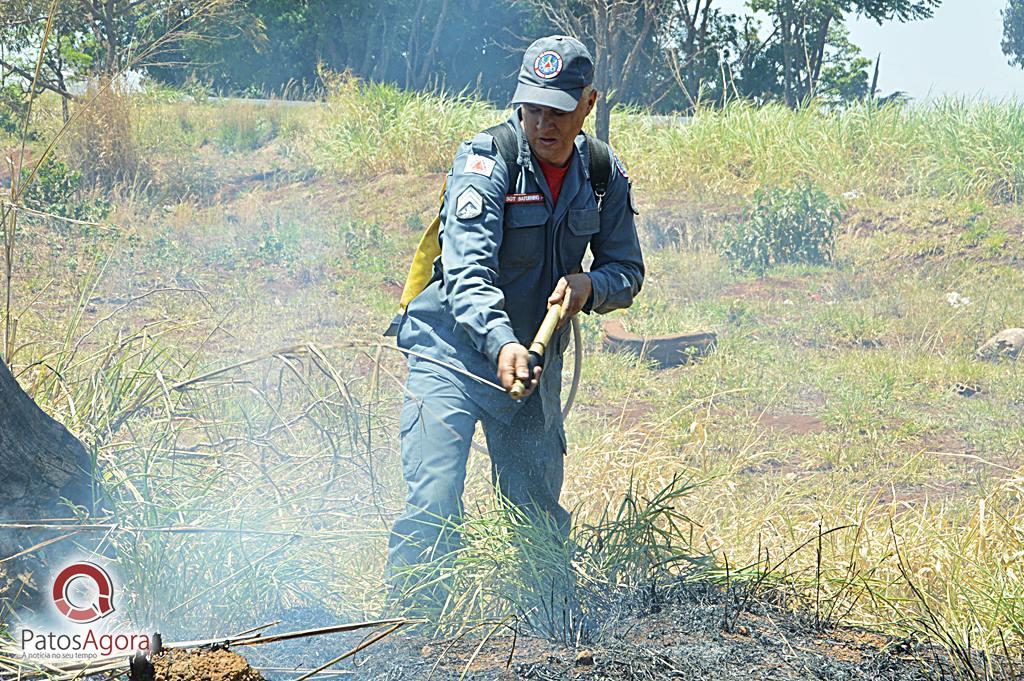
top-left (0, 55), bottom-right (76, 100)
top-left (0, 15), bottom-right (49, 29)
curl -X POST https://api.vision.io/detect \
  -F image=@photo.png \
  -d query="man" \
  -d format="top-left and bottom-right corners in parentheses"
top-left (388, 35), bottom-right (644, 598)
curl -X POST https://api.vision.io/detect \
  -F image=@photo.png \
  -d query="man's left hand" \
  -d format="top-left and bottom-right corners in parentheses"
top-left (548, 274), bottom-right (592, 328)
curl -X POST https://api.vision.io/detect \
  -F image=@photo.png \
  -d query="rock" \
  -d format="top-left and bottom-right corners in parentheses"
top-left (953, 383), bottom-right (983, 397)
top-left (977, 328), bottom-right (1024, 360)
top-left (152, 648), bottom-right (265, 681)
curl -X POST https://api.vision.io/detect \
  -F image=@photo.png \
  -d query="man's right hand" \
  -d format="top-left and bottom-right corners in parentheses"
top-left (497, 342), bottom-right (542, 397)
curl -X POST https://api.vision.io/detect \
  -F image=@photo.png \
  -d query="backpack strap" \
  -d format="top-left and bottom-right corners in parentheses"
top-left (584, 133), bottom-right (613, 212)
top-left (387, 126), bottom-right (618, 333)
top-left (485, 122), bottom-right (522, 190)
top-left (485, 123), bottom-right (615, 211)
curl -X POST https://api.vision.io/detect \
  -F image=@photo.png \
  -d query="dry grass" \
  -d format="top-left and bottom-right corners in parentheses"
top-left (2, 84), bottom-right (1022, 679)
top-left (64, 80), bottom-right (145, 191)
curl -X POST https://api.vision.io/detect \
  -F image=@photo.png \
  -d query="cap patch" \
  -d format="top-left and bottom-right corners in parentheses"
top-left (464, 154), bottom-right (495, 177)
top-left (533, 50), bottom-right (563, 80)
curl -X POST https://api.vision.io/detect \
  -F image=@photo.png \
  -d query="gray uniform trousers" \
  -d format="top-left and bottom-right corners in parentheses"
top-left (386, 360), bottom-right (570, 586)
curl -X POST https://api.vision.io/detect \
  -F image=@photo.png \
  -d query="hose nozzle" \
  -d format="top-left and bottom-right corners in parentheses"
top-left (509, 304), bottom-right (562, 400)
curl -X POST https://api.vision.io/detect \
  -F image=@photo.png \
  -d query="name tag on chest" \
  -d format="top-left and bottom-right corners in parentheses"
top-left (505, 193), bottom-right (545, 205)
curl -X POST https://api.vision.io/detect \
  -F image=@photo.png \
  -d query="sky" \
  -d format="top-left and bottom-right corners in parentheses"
top-left (717, 0), bottom-right (1024, 101)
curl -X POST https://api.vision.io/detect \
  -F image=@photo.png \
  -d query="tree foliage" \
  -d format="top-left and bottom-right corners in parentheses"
top-left (748, 0), bottom-right (939, 107)
top-left (152, 0), bottom-right (546, 101)
top-left (0, 0), bottom-right (94, 110)
top-left (0, 1), bottom-right (230, 104)
top-left (512, 0), bottom-right (664, 141)
top-left (0, 0), bottom-right (948, 112)
top-left (1003, 0), bottom-right (1024, 68)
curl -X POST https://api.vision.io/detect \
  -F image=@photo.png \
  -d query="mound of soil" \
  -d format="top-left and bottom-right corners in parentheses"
top-left (153, 648), bottom-right (265, 681)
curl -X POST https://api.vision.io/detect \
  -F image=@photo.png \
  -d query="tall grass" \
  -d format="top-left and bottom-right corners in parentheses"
top-left (9, 302), bottom-right (403, 639)
top-left (64, 80), bottom-right (145, 191)
top-left (613, 100), bottom-right (1024, 203)
top-left (307, 73), bottom-right (502, 178)
top-left (306, 77), bottom-right (1024, 206)
top-left (389, 475), bottom-right (706, 645)
top-left (575, 253), bottom-right (1024, 674)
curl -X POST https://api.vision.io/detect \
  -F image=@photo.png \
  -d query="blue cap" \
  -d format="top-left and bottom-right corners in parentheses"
top-left (512, 36), bottom-right (594, 112)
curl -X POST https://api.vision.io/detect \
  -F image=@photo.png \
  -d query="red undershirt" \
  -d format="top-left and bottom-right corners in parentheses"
top-left (538, 158), bottom-right (570, 207)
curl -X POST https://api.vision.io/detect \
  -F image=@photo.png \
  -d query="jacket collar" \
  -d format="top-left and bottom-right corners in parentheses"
top-left (509, 111), bottom-right (587, 221)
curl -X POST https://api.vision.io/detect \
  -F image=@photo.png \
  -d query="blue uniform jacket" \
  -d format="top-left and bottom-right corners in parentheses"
top-left (396, 112), bottom-right (645, 428)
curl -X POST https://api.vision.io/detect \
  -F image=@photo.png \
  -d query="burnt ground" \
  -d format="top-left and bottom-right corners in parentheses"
top-left (241, 584), bottom-right (972, 681)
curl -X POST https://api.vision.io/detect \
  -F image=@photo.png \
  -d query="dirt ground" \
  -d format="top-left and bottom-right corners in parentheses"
top-left (244, 585), bottom-right (967, 681)
top-left (153, 648), bottom-right (265, 681)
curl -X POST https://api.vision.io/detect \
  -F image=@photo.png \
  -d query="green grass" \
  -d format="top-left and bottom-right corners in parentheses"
top-left (296, 76), bottom-right (1024, 210)
top-left (2, 83), bottom-right (1023, 678)
top-left (614, 99), bottom-right (1024, 203)
top-left (308, 73), bottom-right (501, 177)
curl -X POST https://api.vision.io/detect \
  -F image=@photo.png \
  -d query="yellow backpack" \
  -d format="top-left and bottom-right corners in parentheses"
top-left (398, 178), bottom-right (447, 311)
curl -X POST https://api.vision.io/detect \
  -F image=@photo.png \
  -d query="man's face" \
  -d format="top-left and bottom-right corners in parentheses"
top-left (520, 90), bottom-right (597, 167)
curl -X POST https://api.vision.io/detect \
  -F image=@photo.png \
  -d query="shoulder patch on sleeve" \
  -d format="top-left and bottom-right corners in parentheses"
top-left (465, 154), bottom-right (496, 177)
top-left (455, 185), bottom-right (484, 219)
top-left (614, 154), bottom-right (629, 179)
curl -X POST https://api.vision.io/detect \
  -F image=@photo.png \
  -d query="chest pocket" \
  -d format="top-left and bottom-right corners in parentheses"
top-left (500, 203), bottom-right (548, 270)
top-left (562, 207), bottom-right (600, 272)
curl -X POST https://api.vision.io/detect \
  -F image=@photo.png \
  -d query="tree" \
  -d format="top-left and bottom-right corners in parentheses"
top-left (0, 361), bottom-right (93, 522)
top-left (748, 0), bottom-right (939, 107)
top-left (658, 1), bottom-right (749, 110)
top-left (0, 3), bottom-right (221, 592)
top-left (514, 0), bottom-right (666, 142)
top-left (73, 0), bottom-right (230, 75)
top-left (1003, 0), bottom-right (1024, 67)
top-left (0, 0), bottom-right (229, 99)
top-left (817, 23), bottom-right (872, 104)
top-left (0, 1), bottom-right (93, 122)
top-left (152, 0), bottom-right (541, 102)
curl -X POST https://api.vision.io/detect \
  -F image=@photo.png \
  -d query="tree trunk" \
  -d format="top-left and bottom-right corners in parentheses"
top-left (685, 0), bottom-right (714, 110)
top-left (780, 11), bottom-right (795, 108)
top-left (595, 91), bottom-right (611, 143)
top-left (869, 52), bottom-right (881, 100)
top-left (593, 2), bottom-right (612, 143)
top-left (807, 13), bottom-right (833, 99)
top-left (404, 0), bottom-right (426, 89)
top-left (0, 360), bottom-right (93, 521)
top-left (0, 360), bottom-right (94, 606)
top-left (100, 0), bottom-right (119, 73)
top-left (415, 0), bottom-right (449, 88)
top-left (374, 11), bottom-right (393, 81)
